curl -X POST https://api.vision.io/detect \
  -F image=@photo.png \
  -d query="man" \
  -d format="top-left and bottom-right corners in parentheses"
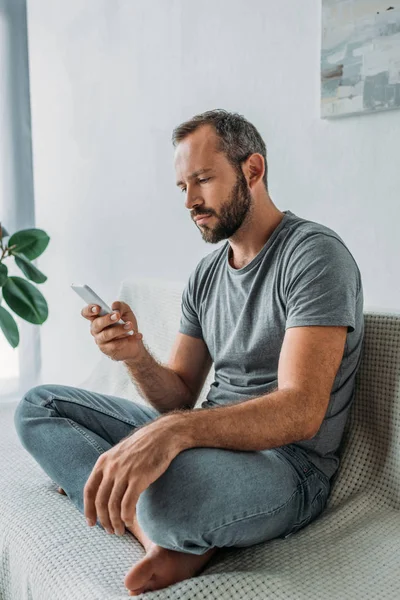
top-left (14, 109), bottom-right (364, 596)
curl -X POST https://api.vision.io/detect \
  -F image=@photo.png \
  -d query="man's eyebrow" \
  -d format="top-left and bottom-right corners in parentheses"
top-left (176, 168), bottom-right (213, 187)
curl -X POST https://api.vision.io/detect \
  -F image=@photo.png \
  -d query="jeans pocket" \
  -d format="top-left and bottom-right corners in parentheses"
top-left (281, 479), bottom-right (329, 540)
top-left (282, 517), bottom-right (310, 539)
top-left (309, 488), bottom-right (326, 522)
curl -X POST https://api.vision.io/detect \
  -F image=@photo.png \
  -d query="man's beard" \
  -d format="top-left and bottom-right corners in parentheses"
top-left (199, 169), bottom-right (254, 245)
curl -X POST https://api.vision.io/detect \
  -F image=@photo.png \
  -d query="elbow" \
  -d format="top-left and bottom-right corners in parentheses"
top-left (304, 422), bottom-right (319, 440)
top-left (298, 389), bottom-right (330, 440)
top-left (304, 412), bottom-right (325, 440)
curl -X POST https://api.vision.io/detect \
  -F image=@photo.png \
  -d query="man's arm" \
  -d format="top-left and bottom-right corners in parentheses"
top-left (123, 342), bottom-right (193, 414)
top-left (169, 325), bottom-right (348, 452)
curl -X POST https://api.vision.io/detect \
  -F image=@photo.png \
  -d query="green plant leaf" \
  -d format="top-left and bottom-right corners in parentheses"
top-left (0, 305), bottom-right (19, 348)
top-left (2, 276), bottom-right (48, 324)
top-left (8, 228), bottom-right (50, 260)
top-left (0, 223), bottom-right (9, 240)
top-left (13, 251), bottom-right (47, 284)
top-left (0, 263), bottom-right (8, 286)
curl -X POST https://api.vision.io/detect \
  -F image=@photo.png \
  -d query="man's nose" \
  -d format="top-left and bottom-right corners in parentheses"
top-left (184, 188), bottom-right (201, 210)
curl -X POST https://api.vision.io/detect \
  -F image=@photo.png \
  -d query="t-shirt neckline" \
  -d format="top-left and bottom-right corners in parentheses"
top-left (226, 210), bottom-right (295, 275)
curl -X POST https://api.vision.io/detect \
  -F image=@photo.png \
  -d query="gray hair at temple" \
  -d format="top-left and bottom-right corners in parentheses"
top-left (171, 109), bottom-right (269, 191)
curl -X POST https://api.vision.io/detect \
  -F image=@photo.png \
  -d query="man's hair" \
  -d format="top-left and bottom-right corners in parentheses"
top-left (171, 108), bottom-right (268, 191)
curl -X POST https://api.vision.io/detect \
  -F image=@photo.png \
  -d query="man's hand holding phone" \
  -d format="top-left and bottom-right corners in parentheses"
top-left (81, 301), bottom-right (143, 363)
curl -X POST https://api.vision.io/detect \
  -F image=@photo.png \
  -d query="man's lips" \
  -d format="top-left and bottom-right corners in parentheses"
top-left (194, 214), bottom-right (212, 223)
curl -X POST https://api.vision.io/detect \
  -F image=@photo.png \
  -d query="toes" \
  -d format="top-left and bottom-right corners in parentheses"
top-left (124, 556), bottom-right (155, 592)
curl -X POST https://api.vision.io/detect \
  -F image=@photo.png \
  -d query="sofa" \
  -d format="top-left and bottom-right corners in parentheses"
top-left (1, 276), bottom-right (400, 599)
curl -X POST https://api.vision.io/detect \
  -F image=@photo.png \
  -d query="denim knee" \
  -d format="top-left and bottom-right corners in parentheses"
top-left (135, 475), bottom-right (250, 555)
top-left (136, 487), bottom-right (211, 554)
top-left (13, 385), bottom-right (51, 442)
top-left (135, 449), bottom-right (213, 554)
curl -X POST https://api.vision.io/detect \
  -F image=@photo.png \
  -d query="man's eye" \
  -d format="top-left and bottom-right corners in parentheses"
top-left (180, 178), bottom-right (210, 193)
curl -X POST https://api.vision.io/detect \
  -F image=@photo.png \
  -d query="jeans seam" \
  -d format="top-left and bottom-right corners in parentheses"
top-left (45, 393), bottom-right (137, 428)
top-left (44, 393), bottom-right (106, 455)
top-left (277, 445), bottom-right (310, 472)
top-left (277, 446), bottom-right (330, 488)
top-left (204, 479), bottom-right (305, 536)
top-left (66, 419), bottom-right (105, 455)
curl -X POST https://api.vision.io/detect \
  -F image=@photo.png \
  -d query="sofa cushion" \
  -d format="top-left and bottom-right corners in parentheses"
top-left (1, 277), bottom-right (400, 598)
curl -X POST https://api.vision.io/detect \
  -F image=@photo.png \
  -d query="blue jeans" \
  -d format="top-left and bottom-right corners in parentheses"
top-left (13, 384), bottom-right (331, 555)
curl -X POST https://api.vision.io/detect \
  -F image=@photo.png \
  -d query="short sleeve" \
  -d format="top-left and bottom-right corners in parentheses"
top-left (284, 234), bottom-right (359, 333)
top-left (178, 268), bottom-right (203, 339)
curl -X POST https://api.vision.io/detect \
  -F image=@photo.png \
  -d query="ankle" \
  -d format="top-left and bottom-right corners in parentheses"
top-left (126, 514), bottom-right (155, 553)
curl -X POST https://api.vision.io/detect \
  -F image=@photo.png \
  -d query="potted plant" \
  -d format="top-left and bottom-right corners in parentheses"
top-left (0, 222), bottom-right (50, 348)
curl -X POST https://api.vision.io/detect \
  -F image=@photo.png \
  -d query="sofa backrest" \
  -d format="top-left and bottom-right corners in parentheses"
top-left (328, 312), bottom-right (400, 509)
top-left (79, 277), bottom-right (400, 509)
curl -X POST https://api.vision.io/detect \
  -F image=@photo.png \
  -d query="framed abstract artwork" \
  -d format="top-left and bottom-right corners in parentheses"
top-left (321, 1), bottom-right (400, 118)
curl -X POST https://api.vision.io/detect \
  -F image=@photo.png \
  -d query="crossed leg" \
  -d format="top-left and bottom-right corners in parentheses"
top-left (57, 485), bottom-right (217, 595)
top-left (16, 385), bottom-right (328, 597)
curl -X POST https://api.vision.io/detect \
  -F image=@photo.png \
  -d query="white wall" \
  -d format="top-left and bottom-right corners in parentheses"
top-left (26, 0), bottom-right (400, 387)
top-left (0, 0), bottom-right (40, 402)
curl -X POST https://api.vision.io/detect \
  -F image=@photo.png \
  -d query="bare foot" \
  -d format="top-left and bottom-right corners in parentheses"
top-left (57, 488), bottom-right (217, 594)
top-left (123, 543), bottom-right (218, 596)
top-left (124, 515), bottom-right (218, 595)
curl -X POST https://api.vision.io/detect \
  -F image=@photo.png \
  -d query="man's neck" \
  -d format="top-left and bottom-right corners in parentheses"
top-left (228, 208), bottom-right (285, 270)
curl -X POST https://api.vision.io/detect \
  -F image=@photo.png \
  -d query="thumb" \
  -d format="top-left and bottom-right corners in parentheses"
top-left (111, 301), bottom-right (142, 338)
top-left (111, 300), bottom-right (130, 316)
top-left (111, 300), bottom-right (135, 321)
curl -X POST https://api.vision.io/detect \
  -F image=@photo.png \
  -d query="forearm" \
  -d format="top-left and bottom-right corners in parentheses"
top-left (123, 340), bottom-right (192, 414)
top-left (172, 389), bottom-right (316, 452)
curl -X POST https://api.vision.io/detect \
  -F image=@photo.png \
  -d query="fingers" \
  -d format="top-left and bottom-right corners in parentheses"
top-left (82, 303), bottom-right (140, 351)
top-left (84, 465), bottom-right (103, 526)
top-left (84, 473), bottom-right (127, 536)
top-left (80, 304), bottom-right (131, 337)
top-left (111, 300), bottom-right (122, 313)
top-left (120, 483), bottom-right (138, 527)
top-left (92, 318), bottom-right (135, 346)
top-left (82, 301), bottom-right (131, 321)
top-left (90, 309), bottom-right (121, 336)
top-left (108, 481), bottom-right (129, 536)
top-left (81, 304), bottom-right (101, 320)
top-left (95, 478), bottom-right (117, 534)
top-left (111, 300), bottom-right (130, 314)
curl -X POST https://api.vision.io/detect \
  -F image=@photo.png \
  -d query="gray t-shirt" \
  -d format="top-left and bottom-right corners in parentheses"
top-left (179, 210), bottom-right (364, 481)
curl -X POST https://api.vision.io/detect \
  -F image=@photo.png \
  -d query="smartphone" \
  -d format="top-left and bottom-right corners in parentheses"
top-left (70, 283), bottom-right (134, 335)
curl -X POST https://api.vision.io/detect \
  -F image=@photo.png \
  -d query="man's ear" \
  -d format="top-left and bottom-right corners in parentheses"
top-left (245, 153), bottom-right (265, 188)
